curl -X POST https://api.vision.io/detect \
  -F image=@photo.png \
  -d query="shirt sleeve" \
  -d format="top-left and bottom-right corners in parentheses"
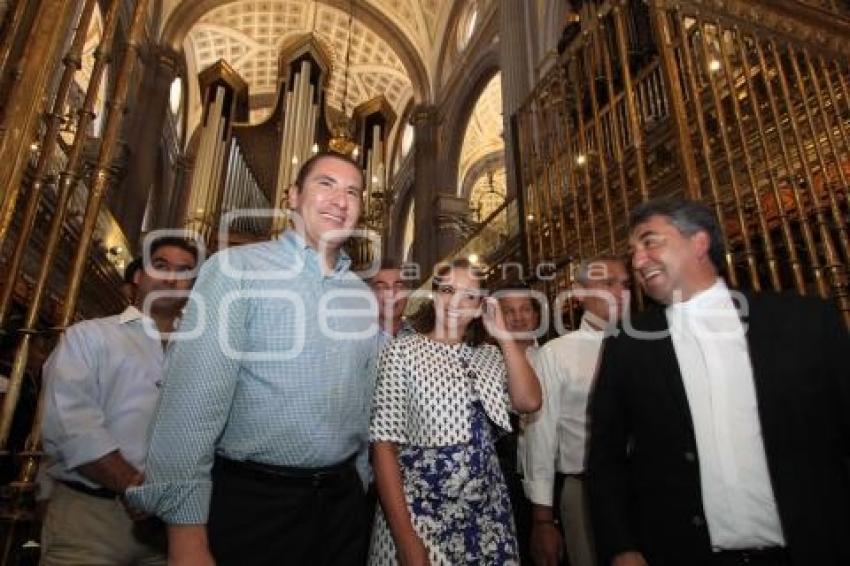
top-left (370, 340), bottom-right (409, 444)
top-left (522, 344), bottom-right (563, 506)
top-left (356, 347), bottom-right (378, 485)
top-left (42, 322), bottom-right (120, 471)
top-left (126, 252), bottom-right (246, 525)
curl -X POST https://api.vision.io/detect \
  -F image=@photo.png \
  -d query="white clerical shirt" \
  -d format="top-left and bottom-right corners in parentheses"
top-left (666, 278), bottom-right (785, 549)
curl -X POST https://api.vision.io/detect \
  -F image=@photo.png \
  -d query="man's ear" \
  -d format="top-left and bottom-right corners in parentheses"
top-left (571, 281), bottom-right (587, 307)
top-left (691, 230), bottom-right (711, 260)
top-left (287, 184), bottom-right (299, 210)
top-left (132, 267), bottom-right (143, 286)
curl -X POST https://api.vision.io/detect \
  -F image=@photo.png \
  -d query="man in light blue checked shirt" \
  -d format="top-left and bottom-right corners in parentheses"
top-left (127, 152), bottom-right (378, 566)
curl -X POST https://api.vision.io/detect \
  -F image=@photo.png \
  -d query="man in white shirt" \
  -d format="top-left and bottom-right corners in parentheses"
top-left (524, 256), bottom-right (629, 566)
top-left (588, 197), bottom-right (850, 566)
top-left (496, 280), bottom-right (545, 564)
top-left (40, 236), bottom-right (198, 566)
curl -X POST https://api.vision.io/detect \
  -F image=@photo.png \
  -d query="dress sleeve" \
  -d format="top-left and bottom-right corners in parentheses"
top-left (370, 339), bottom-right (410, 444)
top-left (472, 344), bottom-right (513, 431)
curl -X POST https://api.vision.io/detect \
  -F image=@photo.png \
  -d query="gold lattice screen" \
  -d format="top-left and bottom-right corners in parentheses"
top-left (516, 0), bottom-right (850, 323)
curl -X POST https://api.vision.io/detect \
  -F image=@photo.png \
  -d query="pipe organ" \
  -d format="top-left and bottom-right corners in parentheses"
top-left (182, 34), bottom-right (392, 265)
top-left (352, 97), bottom-right (396, 266)
top-left (182, 36), bottom-right (333, 247)
top-left (515, 0), bottom-right (850, 325)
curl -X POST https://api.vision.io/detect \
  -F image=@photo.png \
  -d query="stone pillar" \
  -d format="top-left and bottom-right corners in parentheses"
top-left (411, 104), bottom-right (439, 278)
top-left (499, 0), bottom-right (532, 200)
top-left (111, 46), bottom-right (181, 245)
top-left (435, 194), bottom-right (472, 259)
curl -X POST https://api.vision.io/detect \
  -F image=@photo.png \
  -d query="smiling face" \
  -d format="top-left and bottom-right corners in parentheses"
top-left (134, 244), bottom-right (197, 315)
top-left (576, 259), bottom-right (630, 325)
top-left (433, 267), bottom-right (484, 337)
top-left (288, 155), bottom-right (363, 252)
top-left (370, 268), bottom-right (409, 326)
top-left (629, 214), bottom-right (716, 304)
top-left (499, 293), bottom-right (540, 338)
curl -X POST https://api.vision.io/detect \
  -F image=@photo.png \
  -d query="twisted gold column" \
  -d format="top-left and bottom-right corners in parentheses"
top-left (0, 0), bottom-right (100, 330)
top-left (1, 0), bottom-right (152, 558)
top-left (0, 0), bottom-right (80, 247)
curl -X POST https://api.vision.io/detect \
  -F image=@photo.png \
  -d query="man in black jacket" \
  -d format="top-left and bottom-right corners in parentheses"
top-left (587, 197), bottom-right (850, 566)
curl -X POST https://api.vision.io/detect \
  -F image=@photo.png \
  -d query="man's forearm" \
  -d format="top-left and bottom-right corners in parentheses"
top-left (76, 450), bottom-right (142, 493)
top-left (531, 503), bottom-right (556, 522)
top-left (168, 525), bottom-right (212, 560)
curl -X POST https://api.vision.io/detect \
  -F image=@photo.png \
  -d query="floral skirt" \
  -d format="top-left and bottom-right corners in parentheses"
top-left (368, 403), bottom-right (519, 565)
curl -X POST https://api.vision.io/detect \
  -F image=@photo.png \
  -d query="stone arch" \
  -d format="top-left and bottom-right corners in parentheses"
top-left (433, 0), bottom-right (498, 98)
top-left (151, 0), bottom-right (164, 35)
top-left (437, 44), bottom-right (500, 199)
top-left (460, 149), bottom-right (503, 201)
top-left (387, 97), bottom-right (414, 179)
top-left (390, 180), bottom-right (414, 262)
top-left (432, 0), bottom-right (468, 95)
top-left (161, 0), bottom-right (430, 105)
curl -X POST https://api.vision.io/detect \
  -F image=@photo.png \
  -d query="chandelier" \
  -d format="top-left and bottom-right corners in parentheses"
top-left (328, 0), bottom-right (358, 158)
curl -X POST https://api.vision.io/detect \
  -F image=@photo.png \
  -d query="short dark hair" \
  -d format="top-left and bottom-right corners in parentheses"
top-left (148, 236), bottom-right (199, 264)
top-left (410, 258), bottom-right (487, 346)
top-left (376, 258), bottom-right (400, 271)
top-left (293, 151), bottom-right (365, 193)
top-left (123, 257), bottom-right (143, 285)
top-left (369, 259), bottom-right (415, 287)
top-left (493, 278), bottom-right (542, 317)
top-left (629, 197), bottom-right (725, 270)
top-left (574, 254), bottom-right (626, 285)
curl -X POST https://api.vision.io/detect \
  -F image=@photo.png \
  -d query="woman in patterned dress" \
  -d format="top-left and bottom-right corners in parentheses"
top-left (368, 259), bottom-right (542, 565)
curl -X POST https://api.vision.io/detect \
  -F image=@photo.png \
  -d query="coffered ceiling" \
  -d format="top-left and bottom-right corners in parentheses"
top-left (160, 0), bottom-right (504, 201)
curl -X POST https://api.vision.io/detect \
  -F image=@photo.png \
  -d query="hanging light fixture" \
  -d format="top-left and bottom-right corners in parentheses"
top-left (475, 168), bottom-right (503, 220)
top-left (328, 0), bottom-right (358, 157)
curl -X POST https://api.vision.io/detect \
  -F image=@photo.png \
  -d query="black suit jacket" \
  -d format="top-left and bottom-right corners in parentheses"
top-left (587, 291), bottom-right (850, 566)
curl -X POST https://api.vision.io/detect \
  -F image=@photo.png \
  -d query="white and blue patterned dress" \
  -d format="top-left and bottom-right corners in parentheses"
top-left (368, 333), bottom-right (519, 565)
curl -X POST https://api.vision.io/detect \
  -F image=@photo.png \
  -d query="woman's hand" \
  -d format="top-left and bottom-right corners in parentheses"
top-left (481, 297), bottom-right (510, 343)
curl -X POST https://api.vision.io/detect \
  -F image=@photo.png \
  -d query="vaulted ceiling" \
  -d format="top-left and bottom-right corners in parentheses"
top-left (187, 1), bottom-right (417, 117)
top-left (159, 0), bottom-right (504, 201)
top-left (163, 0), bottom-right (458, 116)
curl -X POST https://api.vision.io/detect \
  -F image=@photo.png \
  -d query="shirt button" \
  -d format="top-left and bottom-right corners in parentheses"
top-left (684, 451), bottom-right (696, 462)
top-left (691, 515), bottom-right (705, 527)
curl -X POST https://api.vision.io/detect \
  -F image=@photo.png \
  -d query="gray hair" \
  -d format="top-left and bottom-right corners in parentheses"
top-left (629, 197), bottom-right (725, 271)
top-left (574, 254), bottom-right (626, 285)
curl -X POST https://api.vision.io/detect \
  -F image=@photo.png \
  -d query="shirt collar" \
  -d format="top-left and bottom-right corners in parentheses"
top-left (667, 277), bottom-right (728, 314)
top-left (279, 229), bottom-right (352, 276)
top-left (578, 313), bottom-right (608, 336)
top-left (119, 305), bottom-right (145, 324)
top-left (380, 319), bottom-right (414, 339)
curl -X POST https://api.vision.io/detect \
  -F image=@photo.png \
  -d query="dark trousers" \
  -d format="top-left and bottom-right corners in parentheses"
top-left (208, 456), bottom-right (368, 566)
top-left (711, 548), bottom-right (790, 566)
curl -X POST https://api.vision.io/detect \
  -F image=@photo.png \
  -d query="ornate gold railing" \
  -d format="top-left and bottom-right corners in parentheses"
top-left (516, 0), bottom-right (850, 324)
